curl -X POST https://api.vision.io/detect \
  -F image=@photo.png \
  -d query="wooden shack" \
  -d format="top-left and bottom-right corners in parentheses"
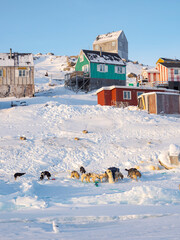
top-left (138, 92), bottom-right (180, 114)
top-left (0, 49), bottom-right (34, 98)
top-left (96, 86), bottom-right (178, 107)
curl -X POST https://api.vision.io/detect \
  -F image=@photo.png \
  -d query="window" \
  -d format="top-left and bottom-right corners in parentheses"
top-left (97, 64), bottom-right (108, 72)
top-left (95, 45), bottom-right (99, 50)
top-left (123, 91), bottom-right (131, 100)
top-left (115, 66), bottom-right (123, 74)
top-left (80, 54), bottom-right (84, 62)
top-left (0, 69), bottom-right (3, 77)
top-left (19, 70), bottom-right (26, 77)
top-left (82, 64), bottom-right (89, 72)
top-left (174, 69), bottom-right (178, 74)
top-left (137, 92), bottom-right (144, 97)
top-left (112, 41), bottom-right (115, 47)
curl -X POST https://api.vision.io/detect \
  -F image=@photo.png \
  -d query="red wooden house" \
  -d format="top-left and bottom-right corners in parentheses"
top-left (96, 85), bottom-right (178, 107)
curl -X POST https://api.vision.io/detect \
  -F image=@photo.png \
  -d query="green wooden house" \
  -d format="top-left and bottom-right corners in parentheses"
top-left (68, 49), bottom-right (126, 91)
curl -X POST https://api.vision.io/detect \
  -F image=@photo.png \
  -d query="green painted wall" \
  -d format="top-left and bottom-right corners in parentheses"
top-left (75, 54), bottom-right (89, 71)
top-left (90, 63), bottom-right (126, 80)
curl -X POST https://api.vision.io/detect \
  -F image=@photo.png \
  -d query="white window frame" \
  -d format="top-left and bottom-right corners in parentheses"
top-left (174, 69), bottom-right (178, 74)
top-left (95, 45), bottom-right (99, 50)
top-left (97, 64), bottom-right (108, 72)
top-left (80, 54), bottom-right (84, 62)
top-left (123, 91), bottom-right (131, 100)
top-left (19, 70), bottom-right (26, 77)
top-left (112, 41), bottom-right (115, 47)
top-left (0, 69), bottom-right (3, 77)
top-left (115, 66), bottom-right (123, 74)
top-left (82, 64), bottom-right (89, 73)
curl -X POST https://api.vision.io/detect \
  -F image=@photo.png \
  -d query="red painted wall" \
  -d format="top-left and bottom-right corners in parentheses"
top-left (97, 89), bottom-right (112, 106)
top-left (97, 87), bottom-right (168, 106)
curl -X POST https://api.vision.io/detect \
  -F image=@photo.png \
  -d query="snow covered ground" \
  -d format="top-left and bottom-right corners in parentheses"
top-left (0, 55), bottom-right (180, 239)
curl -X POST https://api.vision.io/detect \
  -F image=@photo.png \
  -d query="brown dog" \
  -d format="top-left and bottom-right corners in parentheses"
top-left (90, 173), bottom-right (101, 183)
top-left (98, 172), bottom-right (108, 182)
top-left (71, 171), bottom-right (80, 179)
top-left (115, 171), bottom-right (124, 182)
top-left (81, 173), bottom-right (91, 182)
top-left (125, 168), bottom-right (141, 181)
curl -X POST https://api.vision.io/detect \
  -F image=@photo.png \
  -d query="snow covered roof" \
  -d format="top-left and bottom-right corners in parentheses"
top-left (146, 68), bottom-right (160, 73)
top-left (82, 50), bottom-right (125, 66)
top-left (93, 30), bottom-right (123, 44)
top-left (96, 85), bottom-right (179, 94)
top-left (138, 91), bottom-right (180, 98)
top-left (0, 52), bottom-right (34, 67)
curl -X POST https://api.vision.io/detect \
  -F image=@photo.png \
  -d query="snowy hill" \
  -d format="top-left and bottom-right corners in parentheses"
top-left (33, 53), bottom-right (151, 86)
top-left (0, 54), bottom-right (180, 239)
top-left (34, 53), bottom-right (77, 80)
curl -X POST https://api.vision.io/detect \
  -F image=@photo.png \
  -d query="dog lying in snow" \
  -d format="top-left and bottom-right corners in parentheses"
top-left (125, 168), bottom-right (141, 181)
top-left (71, 171), bottom-right (80, 179)
top-left (80, 166), bottom-right (86, 174)
top-left (14, 172), bottom-right (26, 180)
top-left (40, 171), bottom-right (51, 180)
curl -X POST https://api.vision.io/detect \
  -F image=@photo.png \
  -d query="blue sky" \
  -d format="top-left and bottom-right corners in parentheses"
top-left (1, 0), bottom-right (180, 66)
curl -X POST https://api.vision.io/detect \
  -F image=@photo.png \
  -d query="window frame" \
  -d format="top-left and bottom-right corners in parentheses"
top-left (174, 69), bottom-right (178, 74)
top-left (97, 64), bottom-right (108, 73)
top-left (123, 91), bottom-right (131, 100)
top-left (95, 45), bottom-right (99, 50)
top-left (83, 64), bottom-right (89, 73)
top-left (0, 69), bottom-right (3, 77)
top-left (80, 54), bottom-right (84, 62)
top-left (19, 69), bottom-right (26, 77)
top-left (112, 41), bottom-right (116, 47)
top-left (115, 66), bottom-right (123, 74)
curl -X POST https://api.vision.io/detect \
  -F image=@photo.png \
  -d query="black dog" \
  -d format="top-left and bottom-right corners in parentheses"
top-left (80, 166), bottom-right (86, 174)
top-left (40, 171), bottom-right (51, 180)
top-left (107, 167), bottom-right (120, 181)
top-left (14, 172), bottom-right (26, 180)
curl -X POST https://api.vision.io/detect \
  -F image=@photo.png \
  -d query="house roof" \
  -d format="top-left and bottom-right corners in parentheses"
top-left (146, 68), bottom-right (160, 73)
top-left (0, 52), bottom-right (34, 67)
top-left (82, 49), bottom-right (125, 66)
top-left (160, 58), bottom-right (180, 62)
top-left (93, 30), bottom-right (123, 44)
top-left (96, 85), bottom-right (179, 94)
top-left (158, 62), bottom-right (180, 68)
top-left (139, 91), bottom-right (180, 98)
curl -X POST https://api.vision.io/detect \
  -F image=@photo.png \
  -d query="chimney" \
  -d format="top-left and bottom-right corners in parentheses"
top-left (10, 48), bottom-right (12, 59)
top-left (100, 47), bottom-right (102, 57)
